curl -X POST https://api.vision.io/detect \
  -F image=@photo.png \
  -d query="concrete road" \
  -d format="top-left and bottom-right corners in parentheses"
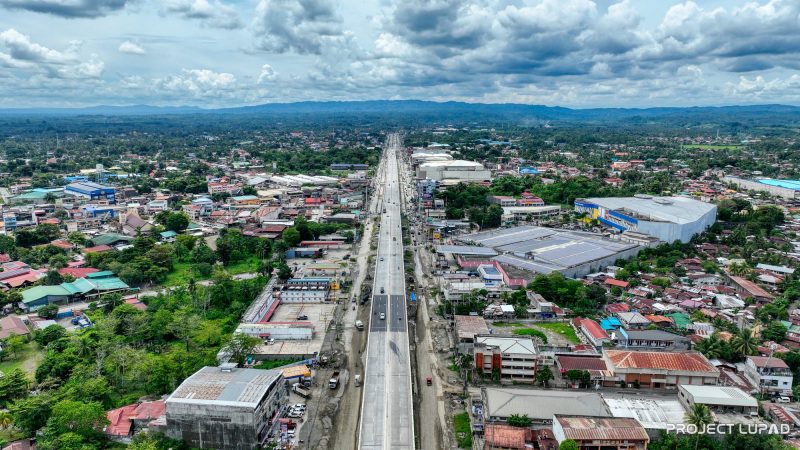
top-left (358, 133), bottom-right (414, 450)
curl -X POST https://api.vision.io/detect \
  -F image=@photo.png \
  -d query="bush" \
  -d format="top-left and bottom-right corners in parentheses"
top-left (196, 262), bottom-right (213, 277)
top-left (37, 304), bottom-right (59, 320)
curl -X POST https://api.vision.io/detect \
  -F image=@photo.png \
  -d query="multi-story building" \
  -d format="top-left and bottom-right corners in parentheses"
top-left (474, 336), bottom-right (538, 383)
top-left (166, 365), bottom-right (287, 450)
top-left (278, 277), bottom-right (331, 303)
top-left (744, 356), bottom-right (793, 396)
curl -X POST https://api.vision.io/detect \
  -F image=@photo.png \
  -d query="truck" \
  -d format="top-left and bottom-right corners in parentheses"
top-left (354, 374), bottom-right (362, 387)
top-left (355, 320), bottom-right (364, 331)
top-left (292, 383), bottom-right (312, 399)
top-left (329, 371), bottom-right (341, 389)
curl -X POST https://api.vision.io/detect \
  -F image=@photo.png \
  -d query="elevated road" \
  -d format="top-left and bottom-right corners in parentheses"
top-left (358, 134), bottom-right (414, 450)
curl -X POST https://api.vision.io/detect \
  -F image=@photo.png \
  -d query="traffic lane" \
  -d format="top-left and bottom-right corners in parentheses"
top-left (361, 332), bottom-right (387, 448)
top-left (370, 295), bottom-right (388, 332)
top-left (389, 295), bottom-right (406, 332)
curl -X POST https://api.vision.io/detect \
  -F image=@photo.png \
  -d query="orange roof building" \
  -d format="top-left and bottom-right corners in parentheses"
top-left (603, 350), bottom-right (719, 389)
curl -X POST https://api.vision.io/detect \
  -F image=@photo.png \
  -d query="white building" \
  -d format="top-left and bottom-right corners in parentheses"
top-left (678, 384), bottom-right (758, 415)
top-left (744, 356), bottom-right (793, 396)
top-left (575, 195), bottom-right (717, 243)
top-left (474, 335), bottom-right (538, 383)
top-left (416, 160), bottom-right (492, 183)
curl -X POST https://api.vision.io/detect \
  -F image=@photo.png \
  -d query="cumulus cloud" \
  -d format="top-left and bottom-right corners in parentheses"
top-left (257, 64), bottom-right (276, 83)
top-left (252, 0), bottom-right (345, 54)
top-left (118, 40), bottom-right (146, 55)
top-left (157, 68), bottom-right (236, 95)
top-left (0, 28), bottom-right (104, 78)
top-left (165, 0), bottom-right (241, 29)
top-left (0, 0), bottom-right (129, 18)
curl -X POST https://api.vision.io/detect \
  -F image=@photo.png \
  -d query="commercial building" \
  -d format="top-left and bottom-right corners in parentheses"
top-left (575, 195), bottom-right (717, 243)
top-left (744, 356), bottom-right (793, 396)
top-left (454, 315), bottom-right (490, 354)
top-left (678, 385), bottom-right (758, 415)
top-left (617, 328), bottom-right (690, 350)
top-left (474, 336), bottom-right (538, 383)
top-left (416, 160), bottom-right (492, 183)
top-left (501, 205), bottom-right (562, 223)
top-left (278, 278), bottom-right (332, 303)
top-left (459, 226), bottom-right (642, 279)
top-left (64, 181), bottom-right (116, 203)
top-left (166, 365), bottom-right (288, 450)
top-left (482, 388), bottom-right (610, 424)
top-left (552, 416), bottom-right (649, 450)
top-left (722, 176), bottom-right (800, 200)
top-left (578, 318), bottom-right (611, 347)
top-left (603, 350), bottom-right (719, 389)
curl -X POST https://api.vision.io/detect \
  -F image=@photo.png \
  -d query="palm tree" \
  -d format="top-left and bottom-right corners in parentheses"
top-left (695, 335), bottom-right (723, 359)
top-left (684, 403), bottom-right (713, 450)
top-left (0, 412), bottom-right (13, 430)
top-left (731, 328), bottom-right (758, 357)
top-left (729, 262), bottom-right (751, 277)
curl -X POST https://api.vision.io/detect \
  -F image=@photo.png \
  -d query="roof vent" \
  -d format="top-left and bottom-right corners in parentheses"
top-left (653, 198), bottom-right (673, 205)
top-left (220, 362), bottom-right (238, 372)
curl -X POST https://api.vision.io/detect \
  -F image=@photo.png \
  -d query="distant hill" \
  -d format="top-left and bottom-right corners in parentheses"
top-left (0, 100), bottom-right (798, 126)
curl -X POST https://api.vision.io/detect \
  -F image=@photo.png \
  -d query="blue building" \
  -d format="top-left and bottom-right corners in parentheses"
top-left (64, 181), bottom-right (116, 203)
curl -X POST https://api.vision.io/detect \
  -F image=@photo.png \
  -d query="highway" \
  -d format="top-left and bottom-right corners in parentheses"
top-left (358, 133), bottom-right (414, 450)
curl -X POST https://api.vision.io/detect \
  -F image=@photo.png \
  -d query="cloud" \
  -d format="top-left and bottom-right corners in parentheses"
top-left (252, 0), bottom-right (345, 54)
top-left (165, 0), bottom-right (241, 29)
top-left (157, 68), bottom-right (236, 94)
top-left (118, 40), bottom-right (146, 55)
top-left (0, 28), bottom-right (104, 78)
top-left (257, 64), bottom-right (276, 83)
top-left (0, 0), bottom-right (129, 18)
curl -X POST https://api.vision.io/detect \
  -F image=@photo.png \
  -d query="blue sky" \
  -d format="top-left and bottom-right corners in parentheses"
top-left (0, 0), bottom-right (798, 108)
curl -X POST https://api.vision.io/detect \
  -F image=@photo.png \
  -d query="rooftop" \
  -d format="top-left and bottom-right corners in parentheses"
top-left (454, 315), bottom-right (489, 340)
top-left (606, 350), bottom-right (718, 373)
top-left (580, 195), bottom-right (716, 225)
top-left (679, 385), bottom-right (758, 408)
top-left (167, 366), bottom-right (282, 408)
top-left (555, 415), bottom-right (649, 442)
top-left (484, 388), bottom-right (610, 420)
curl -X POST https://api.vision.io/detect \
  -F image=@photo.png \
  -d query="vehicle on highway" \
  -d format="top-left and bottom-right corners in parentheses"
top-left (380, 287), bottom-right (385, 293)
top-left (777, 396), bottom-right (792, 403)
top-left (380, 312), bottom-right (386, 320)
top-left (329, 371), bottom-right (341, 389)
top-left (380, 257), bottom-right (384, 261)
top-left (426, 376), bottom-right (432, 386)
top-left (355, 320), bottom-right (364, 330)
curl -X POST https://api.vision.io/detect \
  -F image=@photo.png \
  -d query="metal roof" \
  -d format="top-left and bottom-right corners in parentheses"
top-left (555, 416), bottom-right (649, 442)
top-left (168, 366), bottom-right (282, 408)
top-left (485, 388), bottom-right (610, 420)
top-left (581, 196), bottom-right (715, 225)
top-left (679, 385), bottom-right (758, 408)
top-left (606, 350), bottom-right (718, 373)
top-left (435, 245), bottom-right (497, 256)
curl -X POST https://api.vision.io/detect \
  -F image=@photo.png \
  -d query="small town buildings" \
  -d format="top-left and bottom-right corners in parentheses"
top-left (552, 415), bottom-right (649, 450)
top-left (603, 350), bottom-right (719, 389)
top-left (677, 385), bottom-right (758, 415)
top-left (166, 365), bottom-right (288, 450)
top-left (616, 329), bottom-right (690, 350)
top-left (744, 356), bottom-right (793, 396)
top-left (474, 336), bottom-right (538, 383)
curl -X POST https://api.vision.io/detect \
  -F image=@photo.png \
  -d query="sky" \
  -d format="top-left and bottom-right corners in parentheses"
top-left (0, 0), bottom-right (798, 108)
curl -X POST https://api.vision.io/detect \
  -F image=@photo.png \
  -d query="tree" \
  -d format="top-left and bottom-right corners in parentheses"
top-left (761, 321), bottom-right (788, 343)
top-left (276, 262), bottom-right (292, 281)
top-left (44, 269), bottom-right (64, 285)
top-left (10, 393), bottom-right (53, 435)
top-left (0, 369), bottom-right (28, 406)
top-left (0, 411), bottom-right (13, 430)
top-left (506, 413), bottom-right (532, 428)
top-left (535, 366), bottom-right (554, 388)
top-left (34, 324), bottom-right (67, 347)
top-left (41, 399), bottom-right (108, 443)
top-left (282, 228), bottom-right (301, 247)
top-left (684, 403), bottom-right (713, 450)
top-left (165, 212), bottom-right (189, 232)
top-left (223, 333), bottom-right (261, 367)
top-left (731, 328), bottom-right (758, 357)
top-left (5, 334), bottom-right (27, 359)
top-left (559, 440), bottom-right (579, 450)
top-left (37, 304), bottom-right (59, 320)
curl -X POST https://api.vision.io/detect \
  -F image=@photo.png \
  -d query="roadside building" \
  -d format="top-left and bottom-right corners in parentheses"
top-left (64, 181), bottom-right (116, 203)
top-left (744, 356), bottom-right (793, 396)
top-left (482, 388), bottom-right (610, 424)
top-left (455, 315), bottom-right (489, 355)
top-left (603, 350), bottom-right (719, 389)
top-left (616, 328), bottom-right (690, 350)
top-left (578, 318), bottom-right (610, 347)
top-left (474, 336), bottom-right (538, 383)
top-left (166, 365), bottom-right (287, 450)
top-left (552, 415), bottom-right (649, 450)
top-left (677, 385), bottom-right (758, 415)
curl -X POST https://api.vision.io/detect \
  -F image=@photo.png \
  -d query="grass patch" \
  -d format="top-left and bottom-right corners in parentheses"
top-left (254, 359), bottom-right (304, 370)
top-left (163, 261), bottom-right (210, 287)
top-left (532, 322), bottom-right (580, 344)
top-left (0, 341), bottom-right (45, 377)
top-left (511, 328), bottom-right (548, 343)
top-left (453, 412), bottom-right (472, 449)
top-left (225, 257), bottom-right (260, 275)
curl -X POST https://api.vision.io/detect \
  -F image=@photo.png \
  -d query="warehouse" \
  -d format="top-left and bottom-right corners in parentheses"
top-left (482, 388), bottom-right (610, 424)
top-left (64, 181), bottom-right (116, 203)
top-left (678, 385), bottom-right (758, 415)
top-left (722, 176), bottom-right (800, 200)
top-left (416, 160), bottom-right (492, 183)
top-left (575, 195), bottom-right (716, 243)
top-left (457, 226), bottom-right (642, 278)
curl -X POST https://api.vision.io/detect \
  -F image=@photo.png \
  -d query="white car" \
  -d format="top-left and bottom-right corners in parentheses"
top-left (380, 312), bottom-right (386, 320)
